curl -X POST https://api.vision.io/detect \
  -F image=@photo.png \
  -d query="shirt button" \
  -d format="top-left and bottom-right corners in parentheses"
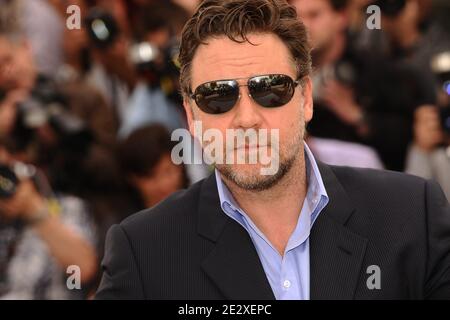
top-left (283, 280), bottom-right (291, 289)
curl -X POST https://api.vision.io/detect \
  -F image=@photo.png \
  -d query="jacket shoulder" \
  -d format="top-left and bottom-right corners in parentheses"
top-left (329, 165), bottom-right (428, 195)
top-left (119, 177), bottom-right (206, 235)
top-left (326, 165), bottom-right (431, 226)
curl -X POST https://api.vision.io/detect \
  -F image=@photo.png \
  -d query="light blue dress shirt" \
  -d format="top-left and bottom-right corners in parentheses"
top-left (118, 82), bottom-right (185, 138)
top-left (215, 142), bottom-right (329, 300)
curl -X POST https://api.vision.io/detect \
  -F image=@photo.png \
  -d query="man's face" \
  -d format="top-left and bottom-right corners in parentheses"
top-left (184, 33), bottom-right (313, 190)
top-left (132, 153), bottom-right (184, 207)
top-left (0, 37), bottom-right (35, 91)
top-left (291, 0), bottom-right (346, 51)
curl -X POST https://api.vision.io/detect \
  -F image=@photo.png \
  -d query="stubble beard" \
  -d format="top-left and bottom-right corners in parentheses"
top-left (216, 124), bottom-right (304, 192)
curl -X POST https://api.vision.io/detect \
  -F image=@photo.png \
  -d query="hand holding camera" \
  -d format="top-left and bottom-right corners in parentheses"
top-left (0, 163), bottom-right (49, 224)
top-left (413, 105), bottom-right (446, 152)
top-left (414, 51), bottom-right (450, 152)
top-left (0, 161), bottom-right (98, 283)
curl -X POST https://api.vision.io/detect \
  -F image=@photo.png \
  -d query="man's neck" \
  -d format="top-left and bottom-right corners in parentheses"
top-left (220, 149), bottom-right (307, 255)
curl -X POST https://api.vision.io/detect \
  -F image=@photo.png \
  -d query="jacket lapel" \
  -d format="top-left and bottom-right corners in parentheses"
top-left (197, 162), bottom-right (369, 300)
top-left (197, 174), bottom-right (275, 300)
top-left (310, 162), bottom-right (368, 299)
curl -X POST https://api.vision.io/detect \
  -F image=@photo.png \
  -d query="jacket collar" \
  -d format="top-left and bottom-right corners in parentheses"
top-left (198, 173), bottom-right (275, 299)
top-left (197, 162), bottom-right (368, 299)
top-left (310, 162), bottom-right (368, 299)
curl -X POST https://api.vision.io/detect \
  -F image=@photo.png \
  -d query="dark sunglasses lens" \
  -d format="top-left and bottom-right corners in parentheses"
top-left (249, 75), bottom-right (295, 108)
top-left (194, 81), bottom-right (239, 114)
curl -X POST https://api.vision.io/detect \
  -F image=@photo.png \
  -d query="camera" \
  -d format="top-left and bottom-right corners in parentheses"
top-left (85, 8), bottom-right (172, 71)
top-left (431, 52), bottom-right (450, 135)
top-left (0, 162), bottom-right (36, 199)
top-left (84, 8), bottom-right (120, 49)
top-left (84, 8), bottom-right (181, 101)
top-left (11, 76), bottom-right (93, 154)
top-left (128, 38), bottom-right (181, 102)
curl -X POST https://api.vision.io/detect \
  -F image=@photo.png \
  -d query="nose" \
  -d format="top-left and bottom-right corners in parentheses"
top-left (231, 86), bottom-right (264, 129)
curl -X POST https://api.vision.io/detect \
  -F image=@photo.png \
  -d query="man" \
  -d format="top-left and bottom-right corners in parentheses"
top-left (376, 0), bottom-right (450, 75)
top-left (0, 140), bottom-right (98, 299)
top-left (118, 124), bottom-right (189, 212)
top-left (96, 0), bottom-right (450, 299)
top-left (118, 2), bottom-right (188, 137)
top-left (289, 0), bottom-right (435, 171)
top-left (406, 104), bottom-right (450, 200)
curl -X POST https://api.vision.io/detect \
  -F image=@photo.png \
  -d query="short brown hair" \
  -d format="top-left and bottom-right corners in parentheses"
top-left (118, 124), bottom-right (175, 177)
top-left (178, 0), bottom-right (311, 98)
top-left (288, 0), bottom-right (349, 11)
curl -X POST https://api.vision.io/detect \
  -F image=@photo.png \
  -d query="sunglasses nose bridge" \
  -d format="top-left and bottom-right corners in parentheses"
top-left (237, 83), bottom-right (252, 99)
top-left (235, 85), bottom-right (261, 113)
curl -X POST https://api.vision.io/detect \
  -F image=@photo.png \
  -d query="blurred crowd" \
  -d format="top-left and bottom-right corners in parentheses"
top-left (0, 0), bottom-right (449, 299)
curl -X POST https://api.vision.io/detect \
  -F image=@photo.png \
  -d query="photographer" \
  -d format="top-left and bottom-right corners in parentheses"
top-left (405, 104), bottom-right (450, 200)
top-left (118, 1), bottom-right (188, 138)
top-left (405, 53), bottom-right (450, 200)
top-left (84, 4), bottom-right (137, 127)
top-left (405, 51), bottom-right (450, 199)
top-left (376, 0), bottom-right (450, 84)
top-left (0, 44), bottom-right (99, 297)
top-left (290, 0), bottom-right (436, 170)
top-left (0, 141), bottom-right (97, 299)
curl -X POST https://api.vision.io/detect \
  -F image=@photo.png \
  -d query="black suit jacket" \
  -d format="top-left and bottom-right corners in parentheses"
top-left (95, 163), bottom-right (450, 299)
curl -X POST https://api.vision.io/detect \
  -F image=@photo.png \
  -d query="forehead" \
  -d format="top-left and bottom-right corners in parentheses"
top-left (190, 33), bottom-right (296, 87)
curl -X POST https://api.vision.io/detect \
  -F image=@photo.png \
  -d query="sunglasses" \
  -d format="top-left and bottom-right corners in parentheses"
top-left (189, 74), bottom-right (301, 114)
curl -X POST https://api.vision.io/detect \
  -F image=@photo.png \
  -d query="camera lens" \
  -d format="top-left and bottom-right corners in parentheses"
top-left (85, 9), bottom-right (119, 48)
top-left (129, 42), bottom-right (160, 66)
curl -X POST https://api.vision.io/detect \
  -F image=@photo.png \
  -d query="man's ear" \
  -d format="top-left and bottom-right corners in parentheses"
top-left (302, 77), bottom-right (313, 123)
top-left (183, 98), bottom-right (195, 136)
